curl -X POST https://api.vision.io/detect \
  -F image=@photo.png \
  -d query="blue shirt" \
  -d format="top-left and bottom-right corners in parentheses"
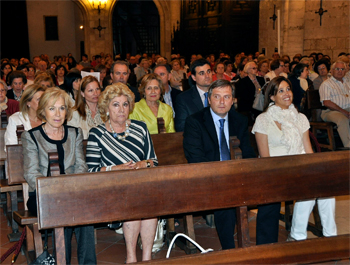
top-left (210, 108), bottom-right (229, 161)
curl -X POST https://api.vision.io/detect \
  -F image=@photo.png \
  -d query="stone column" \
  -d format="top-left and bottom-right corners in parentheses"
top-left (281, 0), bottom-right (306, 57)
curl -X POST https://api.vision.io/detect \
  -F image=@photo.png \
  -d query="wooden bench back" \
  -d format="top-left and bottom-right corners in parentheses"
top-left (307, 89), bottom-right (323, 110)
top-left (36, 150), bottom-right (349, 230)
top-left (1, 110), bottom-right (7, 128)
top-left (6, 132), bottom-right (186, 184)
top-left (0, 129), bottom-right (6, 163)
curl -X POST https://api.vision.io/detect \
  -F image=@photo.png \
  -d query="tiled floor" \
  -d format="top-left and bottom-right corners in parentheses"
top-left (0, 196), bottom-right (349, 264)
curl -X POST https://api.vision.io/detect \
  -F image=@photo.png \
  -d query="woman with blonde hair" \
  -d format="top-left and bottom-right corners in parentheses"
top-left (86, 83), bottom-right (158, 263)
top-left (5, 84), bottom-right (45, 147)
top-left (34, 74), bottom-right (55, 88)
top-left (129, 73), bottom-right (175, 134)
top-left (170, 59), bottom-right (186, 90)
top-left (68, 76), bottom-right (103, 139)
top-left (22, 87), bottom-right (96, 265)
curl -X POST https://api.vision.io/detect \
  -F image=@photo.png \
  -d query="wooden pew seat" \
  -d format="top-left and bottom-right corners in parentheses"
top-left (144, 235), bottom-right (350, 264)
top-left (13, 210), bottom-right (37, 225)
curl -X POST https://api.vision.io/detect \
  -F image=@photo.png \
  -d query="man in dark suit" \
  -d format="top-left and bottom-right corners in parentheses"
top-left (110, 61), bottom-right (140, 102)
top-left (175, 59), bottom-right (212, 131)
top-left (183, 79), bottom-right (256, 250)
top-left (153, 64), bottom-right (182, 117)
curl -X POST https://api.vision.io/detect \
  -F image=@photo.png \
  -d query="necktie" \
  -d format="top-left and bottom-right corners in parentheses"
top-left (219, 119), bottom-right (230, 161)
top-left (204, 92), bottom-right (208, 107)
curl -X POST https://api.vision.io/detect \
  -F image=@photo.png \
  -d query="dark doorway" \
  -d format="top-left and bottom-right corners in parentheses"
top-left (175, 0), bottom-right (259, 59)
top-left (112, 0), bottom-right (160, 58)
top-left (0, 0), bottom-right (30, 60)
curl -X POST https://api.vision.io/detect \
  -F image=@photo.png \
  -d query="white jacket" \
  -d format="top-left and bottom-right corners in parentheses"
top-left (4, 112), bottom-right (32, 150)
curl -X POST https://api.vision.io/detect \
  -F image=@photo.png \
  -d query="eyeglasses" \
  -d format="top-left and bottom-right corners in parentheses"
top-left (334, 68), bottom-right (345, 71)
top-left (318, 66), bottom-right (326, 71)
top-left (279, 65), bottom-right (284, 68)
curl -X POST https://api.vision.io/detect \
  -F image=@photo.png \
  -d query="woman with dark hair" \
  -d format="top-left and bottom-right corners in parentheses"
top-left (253, 76), bottom-right (336, 242)
top-left (0, 80), bottom-right (19, 118)
top-left (223, 60), bottom-right (236, 80)
top-left (288, 63), bottom-right (312, 111)
top-left (59, 72), bottom-right (82, 103)
top-left (67, 56), bottom-right (77, 70)
top-left (68, 76), bottom-right (103, 139)
top-left (55, 64), bottom-right (68, 86)
top-left (257, 59), bottom-right (269, 77)
top-left (212, 62), bottom-right (231, 81)
top-left (313, 59), bottom-right (331, 90)
top-left (251, 76), bottom-right (312, 244)
top-left (1, 63), bottom-right (13, 83)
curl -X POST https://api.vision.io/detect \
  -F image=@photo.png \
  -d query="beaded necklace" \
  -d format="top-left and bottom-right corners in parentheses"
top-left (109, 119), bottom-right (130, 141)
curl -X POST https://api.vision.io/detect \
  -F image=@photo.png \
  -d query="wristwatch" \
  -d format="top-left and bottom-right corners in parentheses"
top-left (146, 160), bottom-right (151, 168)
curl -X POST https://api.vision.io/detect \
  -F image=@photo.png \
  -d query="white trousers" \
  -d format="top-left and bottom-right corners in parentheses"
top-left (290, 197), bottom-right (337, 240)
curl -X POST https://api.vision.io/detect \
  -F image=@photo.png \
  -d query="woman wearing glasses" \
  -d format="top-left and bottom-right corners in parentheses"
top-left (235, 61), bottom-right (266, 125)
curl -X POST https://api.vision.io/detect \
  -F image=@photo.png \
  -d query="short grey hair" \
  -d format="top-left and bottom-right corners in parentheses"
top-left (331, 61), bottom-right (347, 70)
top-left (243, 61), bottom-right (257, 73)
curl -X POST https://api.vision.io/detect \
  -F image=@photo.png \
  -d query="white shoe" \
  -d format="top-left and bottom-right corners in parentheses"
top-left (115, 227), bottom-right (123, 234)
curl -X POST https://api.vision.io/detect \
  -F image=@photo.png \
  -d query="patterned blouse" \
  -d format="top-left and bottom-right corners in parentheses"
top-left (86, 120), bottom-right (158, 172)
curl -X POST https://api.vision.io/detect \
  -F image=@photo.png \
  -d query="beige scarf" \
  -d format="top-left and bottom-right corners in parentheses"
top-left (0, 97), bottom-right (8, 111)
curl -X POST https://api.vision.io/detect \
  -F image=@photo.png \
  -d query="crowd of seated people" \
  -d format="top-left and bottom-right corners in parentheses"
top-left (1, 49), bottom-right (349, 263)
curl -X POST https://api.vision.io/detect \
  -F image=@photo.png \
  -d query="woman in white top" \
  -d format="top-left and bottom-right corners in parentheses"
top-left (68, 76), bottom-right (103, 139)
top-left (5, 83), bottom-right (45, 147)
top-left (252, 76), bottom-right (336, 242)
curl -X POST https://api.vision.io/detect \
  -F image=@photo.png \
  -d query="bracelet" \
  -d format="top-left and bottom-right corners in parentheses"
top-left (106, 165), bottom-right (113, 171)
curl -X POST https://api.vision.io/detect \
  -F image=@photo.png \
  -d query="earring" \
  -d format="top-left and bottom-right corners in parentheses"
top-left (106, 111), bottom-right (109, 116)
top-left (28, 105), bottom-right (30, 108)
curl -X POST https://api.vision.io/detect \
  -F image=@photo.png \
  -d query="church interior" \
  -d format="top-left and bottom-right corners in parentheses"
top-left (0, 0), bottom-right (349, 264)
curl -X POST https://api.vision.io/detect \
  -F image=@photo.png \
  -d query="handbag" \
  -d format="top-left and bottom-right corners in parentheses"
top-left (29, 230), bottom-right (55, 265)
top-left (138, 219), bottom-right (166, 253)
top-left (252, 88), bottom-right (264, 111)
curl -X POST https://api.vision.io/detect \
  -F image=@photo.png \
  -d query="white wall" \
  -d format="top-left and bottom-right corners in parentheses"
top-left (27, 0), bottom-right (84, 61)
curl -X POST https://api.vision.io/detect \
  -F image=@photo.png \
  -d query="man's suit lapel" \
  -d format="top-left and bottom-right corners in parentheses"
top-left (191, 87), bottom-right (204, 111)
top-left (203, 108), bottom-right (219, 148)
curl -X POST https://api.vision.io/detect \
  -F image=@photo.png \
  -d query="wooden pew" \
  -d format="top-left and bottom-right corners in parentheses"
top-left (7, 131), bottom-right (188, 252)
top-left (0, 126), bottom-right (25, 242)
top-left (36, 151), bottom-right (350, 264)
top-left (1, 110), bottom-right (7, 128)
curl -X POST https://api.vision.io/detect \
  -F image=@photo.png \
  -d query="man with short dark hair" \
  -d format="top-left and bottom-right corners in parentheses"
top-left (175, 59), bottom-right (213, 131)
top-left (7, 71), bottom-right (26, 101)
top-left (80, 54), bottom-right (91, 68)
top-left (91, 55), bottom-right (101, 68)
top-left (320, 61), bottom-right (350, 147)
top-left (183, 79), bottom-right (255, 250)
top-left (153, 64), bottom-right (182, 116)
top-left (110, 61), bottom-right (140, 102)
